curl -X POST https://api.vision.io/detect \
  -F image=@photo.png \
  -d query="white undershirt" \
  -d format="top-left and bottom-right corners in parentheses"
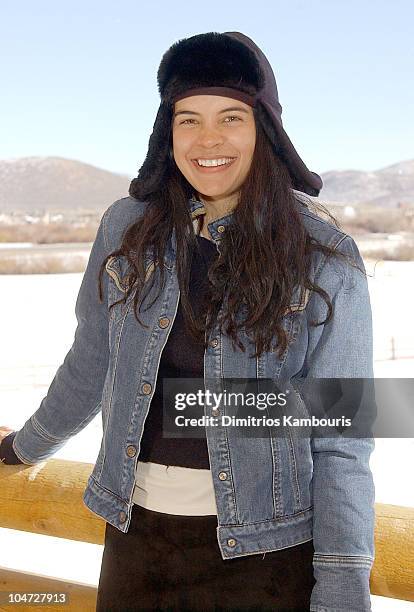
top-left (132, 461), bottom-right (217, 515)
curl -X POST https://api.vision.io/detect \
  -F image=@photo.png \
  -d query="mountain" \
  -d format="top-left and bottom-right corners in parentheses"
top-left (1, 156), bottom-right (413, 213)
top-left (320, 159), bottom-right (414, 207)
top-left (0, 156), bottom-right (132, 213)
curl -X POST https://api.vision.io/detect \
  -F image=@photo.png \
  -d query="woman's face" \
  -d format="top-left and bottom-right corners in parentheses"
top-left (172, 95), bottom-right (256, 205)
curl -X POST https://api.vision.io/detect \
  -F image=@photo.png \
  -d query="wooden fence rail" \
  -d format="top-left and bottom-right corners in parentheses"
top-left (1, 459), bottom-right (413, 610)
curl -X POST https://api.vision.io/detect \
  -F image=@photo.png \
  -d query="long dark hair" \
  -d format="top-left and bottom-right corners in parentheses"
top-left (98, 110), bottom-right (354, 359)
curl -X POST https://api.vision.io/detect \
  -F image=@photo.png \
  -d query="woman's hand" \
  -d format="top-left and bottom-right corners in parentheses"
top-left (0, 426), bottom-right (15, 445)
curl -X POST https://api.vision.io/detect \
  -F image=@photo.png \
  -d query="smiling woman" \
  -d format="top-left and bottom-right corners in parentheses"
top-left (93, 31), bottom-right (373, 612)
top-left (1, 30), bottom-right (376, 612)
top-left (172, 95), bottom-right (256, 229)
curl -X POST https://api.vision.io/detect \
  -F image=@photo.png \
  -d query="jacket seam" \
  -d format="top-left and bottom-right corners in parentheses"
top-left (11, 438), bottom-right (37, 465)
top-left (102, 208), bottom-right (110, 252)
top-left (31, 415), bottom-right (62, 442)
top-left (269, 435), bottom-right (283, 517)
top-left (299, 208), bottom-right (347, 236)
top-left (314, 553), bottom-right (374, 559)
top-left (314, 560), bottom-right (373, 567)
top-left (219, 537), bottom-right (314, 559)
top-left (101, 199), bottom-right (122, 254)
top-left (274, 311), bottom-right (295, 375)
top-left (313, 233), bottom-right (350, 284)
top-left (219, 505), bottom-right (313, 528)
top-left (31, 402), bottom-right (102, 444)
top-left (287, 427), bottom-right (302, 509)
top-left (104, 313), bottom-right (129, 448)
top-left (217, 326), bottom-right (239, 522)
top-left (313, 553), bottom-right (374, 567)
top-left (89, 474), bottom-right (128, 505)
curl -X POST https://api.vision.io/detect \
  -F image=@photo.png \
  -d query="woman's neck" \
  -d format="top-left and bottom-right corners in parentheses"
top-left (197, 216), bottom-right (214, 242)
top-left (196, 193), bottom-right (237, 224)
top-left (194, 193), bottom-right (237, 241)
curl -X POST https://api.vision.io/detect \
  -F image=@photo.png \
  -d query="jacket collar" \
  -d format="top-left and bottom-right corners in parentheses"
top-left (170, 190), bottom-right (309, 258)
top-left (187, 188), bottom-right (309, 231)
top-left (187, 196), bottom-right (234, 242)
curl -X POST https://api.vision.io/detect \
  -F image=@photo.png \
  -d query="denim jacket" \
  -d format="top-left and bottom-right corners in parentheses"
top-left (11, 191), bottom-right (375, 612)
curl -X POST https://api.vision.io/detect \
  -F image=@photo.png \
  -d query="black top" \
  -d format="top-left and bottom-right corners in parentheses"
top-left (0, 236), bottom-right (218, 468)
top-left (138, 235), bottom-right (218, 468)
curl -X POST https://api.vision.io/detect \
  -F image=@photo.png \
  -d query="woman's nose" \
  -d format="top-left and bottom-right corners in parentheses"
top-left (196, 125), bottom-right (225, 148)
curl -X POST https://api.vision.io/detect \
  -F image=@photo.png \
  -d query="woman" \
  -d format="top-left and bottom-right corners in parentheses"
top-left (0, 32), bottom-right (375, 611)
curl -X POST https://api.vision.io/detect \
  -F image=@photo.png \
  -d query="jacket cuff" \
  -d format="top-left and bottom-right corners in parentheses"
top-left (12, 416), bottom-right (67, 465)
top-left (310, 557), bottom-right (373, 611)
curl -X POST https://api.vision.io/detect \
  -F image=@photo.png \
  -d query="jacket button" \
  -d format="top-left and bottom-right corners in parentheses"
top-left (126, 445), bottom-right (137, 458)
top-left (212, 408), bottom-right (220, 417)
top-left (227, 538), bottom-right (237, 547)
top-left (119, 511), bottom-right (127, 523)
top-left (142, 383), bottom-right (152, 394)
top-left (159, 317), bottom-right (170, 328)
top-left (210, 338), bottom-right (219, 348)
top-left (217, 225), bottom-right (225, 233)
top-left (218, 471), bottom-right (228, 481)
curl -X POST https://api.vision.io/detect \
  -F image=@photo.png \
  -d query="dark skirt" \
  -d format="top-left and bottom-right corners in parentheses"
top-left (96, 503), bottom-right (315, 612)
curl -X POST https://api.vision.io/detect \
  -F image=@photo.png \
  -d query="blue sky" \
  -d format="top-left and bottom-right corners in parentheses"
top-left (1, 0), bottom-right (413, 178)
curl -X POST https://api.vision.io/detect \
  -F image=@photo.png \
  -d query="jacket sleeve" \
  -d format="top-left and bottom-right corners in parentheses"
top-left (304, 236), bottom-right (375, 612)
top-left (11, 204), bottom-right (113, 465)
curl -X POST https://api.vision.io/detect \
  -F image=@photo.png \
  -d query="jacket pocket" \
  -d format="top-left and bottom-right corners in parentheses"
top-left (105, 251), bottom-right (173, 295)
top-left (105, 255), bottom-right (134, 293)
top-left (104, 255), bottom-right (137, 325)
top-left (282, 286), bottom-right (310, 316)
top-left (104, 252), bottom-right (173, 326)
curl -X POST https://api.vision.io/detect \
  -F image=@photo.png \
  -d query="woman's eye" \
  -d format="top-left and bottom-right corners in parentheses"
top-left (179, 116), bottom-right (241, 125)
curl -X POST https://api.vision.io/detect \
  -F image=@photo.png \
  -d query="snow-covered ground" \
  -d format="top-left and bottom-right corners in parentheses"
top-left (0, 261), bottom-right (413, 609)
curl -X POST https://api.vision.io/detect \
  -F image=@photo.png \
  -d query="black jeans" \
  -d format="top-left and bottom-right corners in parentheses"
top-left (96, 503), bottom-right (315, 611)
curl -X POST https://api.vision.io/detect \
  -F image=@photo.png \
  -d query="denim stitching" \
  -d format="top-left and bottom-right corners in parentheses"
top-left (218, 536), bottom-right (314, 559)
top-left (287, 427), bottom-right (302, 509)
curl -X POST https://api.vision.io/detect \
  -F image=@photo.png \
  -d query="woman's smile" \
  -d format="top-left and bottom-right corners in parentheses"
top-left (190, 157), bottom-right (238, 174)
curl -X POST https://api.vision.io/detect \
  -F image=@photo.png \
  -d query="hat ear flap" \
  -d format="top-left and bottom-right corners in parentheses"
top-left (129, 102), bottom-right (173, 200)
top-left (254, 101), bottom-right (294, 180)
top-left (255, 101), bottom-right (312, 194)
top-left (254, 102), bottom-right (283, 156)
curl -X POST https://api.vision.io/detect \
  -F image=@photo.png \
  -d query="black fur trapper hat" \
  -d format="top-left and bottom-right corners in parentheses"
top-left (129, 31), bottom-right (323, 199)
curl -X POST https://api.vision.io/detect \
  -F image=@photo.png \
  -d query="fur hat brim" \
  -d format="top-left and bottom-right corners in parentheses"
top-left (130, 31), bottom-right (323, 200)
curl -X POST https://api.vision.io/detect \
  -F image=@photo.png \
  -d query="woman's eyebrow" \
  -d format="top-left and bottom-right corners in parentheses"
top-left (173, 106), bottom-right (250, 118)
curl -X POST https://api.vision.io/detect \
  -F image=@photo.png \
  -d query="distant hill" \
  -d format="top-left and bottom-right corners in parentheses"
top-left (0, 156), bottom-right (413, 213)
top-left (320, 159), bottom-right (414, 207)
top-left (0, 156), bottom-right (132, 213)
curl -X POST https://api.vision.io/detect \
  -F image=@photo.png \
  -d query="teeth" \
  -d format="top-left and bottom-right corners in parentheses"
top-left (196, 157), bottom-right (234, 167)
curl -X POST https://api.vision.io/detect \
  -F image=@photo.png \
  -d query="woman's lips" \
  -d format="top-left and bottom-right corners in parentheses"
top-left (190, 158), bottom-right (237, 173)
